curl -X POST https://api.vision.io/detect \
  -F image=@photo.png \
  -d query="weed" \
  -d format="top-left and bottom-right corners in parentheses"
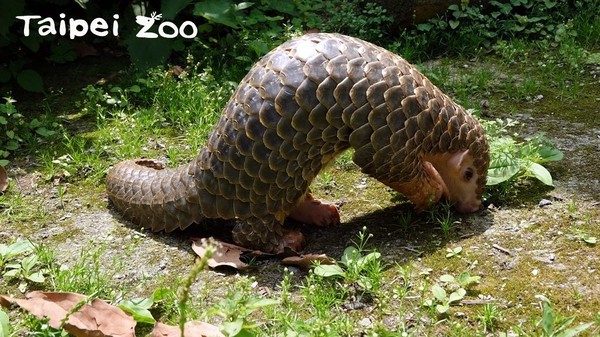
top-left (313, 227), bottom-right (384, 294)
top-left (478, 303), bottom-right (502, 333)
top-left (428, 202), bottom-right (457, 238)
top-left (535, 299), bottom-right (593, 336)
top-left (424, 272), bottom-right (480, 315)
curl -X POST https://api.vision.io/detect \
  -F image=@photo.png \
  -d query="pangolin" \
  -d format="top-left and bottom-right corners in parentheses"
top-left (106, 33), bottom-right (489, 253)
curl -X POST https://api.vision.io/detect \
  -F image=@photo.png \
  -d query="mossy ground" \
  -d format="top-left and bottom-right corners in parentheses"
top-left (1, 46), bottom-right (599, 335)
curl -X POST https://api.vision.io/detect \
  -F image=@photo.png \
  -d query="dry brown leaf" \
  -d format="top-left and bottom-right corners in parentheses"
top-left (281, 254), bottom-right (336, 269)
top-left (0, 165), bottom-right (8, 193)
top-left (191, 238), bottom-right (269, 270)
top-left (152, 321), bottom-right (224, 337)
top-left (0, 291), bottom-right (135, 337)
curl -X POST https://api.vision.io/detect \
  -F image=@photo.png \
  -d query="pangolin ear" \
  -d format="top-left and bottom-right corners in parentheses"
top-left (449, 150), bottom-right (470, 169)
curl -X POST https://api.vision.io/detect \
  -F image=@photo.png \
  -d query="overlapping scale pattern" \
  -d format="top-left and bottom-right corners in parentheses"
top-left (106, 33), bottom-right (489, 252)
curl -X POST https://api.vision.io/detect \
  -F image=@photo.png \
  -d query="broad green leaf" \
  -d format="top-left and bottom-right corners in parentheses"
top-left (357, 251), bottom-right (381, 269)
top-left (5, 130), bottom-right (13, 139)
top-left (128, 85), bottom-right (141, 93)
top-left (21, 254), bottom-right (38, 272)
top-left (449, 20), bottom-right (460, 29)
top-left (6, 140), bottom-right (18, 151)
top-left (439, 274), bottom-right (455, 283)
top-left (0, 160), bottom-right (8, 166)
top-left (448, 288), bottom-right (466, 303)
top-left (0, 116), bottom-right (6, 125)
top-left (527, 162), bottom-right (553, 186)
top-left (5, 240), bottom-right (34, 258)
top-left (118, 298), bottom-right (156, 324)
top-left (25, 271), bottom-right (45, 283)
top-left (431, 284), bottom-right (446, 301)
top-left (151, 287), bottom-right (171, 302)
top-left (221, 319), bottom-right (244, 336)
top-left (487, 154), bottom-right (520, 185)
top-left (313, 264), bottom-right (344, 278)
top-left (0, 310), bottom-right (9, 337)
top-left (341, 246), bottom-right (360, 266)
top-left (36, 127), bottom-right (55, 137)
top-left (436, 304), bottom-right (449, 314)
top-left (3, 269), bottom-right (20, 278)
top-left (16, 69), bottom-right (44, 93)
top-left (583, 236), bottom-right (597, 245)
top-left (538, 145), bottom-right (563, 162)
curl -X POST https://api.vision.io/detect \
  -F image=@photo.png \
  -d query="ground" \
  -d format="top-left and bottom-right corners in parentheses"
top-left (1, 50), bottom-right (599, 335)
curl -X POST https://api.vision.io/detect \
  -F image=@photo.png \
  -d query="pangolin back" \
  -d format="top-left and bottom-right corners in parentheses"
top-left (106, 33), bottom-right (489, 252)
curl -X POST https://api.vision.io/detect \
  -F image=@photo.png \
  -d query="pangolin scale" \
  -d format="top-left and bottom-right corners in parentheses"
top-left (106, 33), bottom-right (489, 252)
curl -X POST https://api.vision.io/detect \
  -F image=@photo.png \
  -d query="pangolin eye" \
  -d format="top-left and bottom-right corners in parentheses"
top-left (464, 168), bottom-right (474, 181)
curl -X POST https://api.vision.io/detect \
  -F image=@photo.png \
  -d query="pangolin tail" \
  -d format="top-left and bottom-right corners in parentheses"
top-left (105, 159), bottom-right (203, 232)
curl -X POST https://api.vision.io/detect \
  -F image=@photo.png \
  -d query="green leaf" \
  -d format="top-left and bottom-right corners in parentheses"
top-left (3, 269), bottom-right (20, 278)
top-left (6, 140), bottom-right (18, 151)
top-left (221, 319), bottom-right (244, 336)
top-left (487, 160), bottom-right (520, 185)
top-left (5, 240), bottom-right (34, 258)
top-left (541, 301), bottom-right (555, 335)
top-left (118, 298), bottom-right (156, 324)
top-left (36, 127), bottom-right (55, 137)
top-left (527, 162), bottom-right (553, 186)
top-left (538, 145), bottom-right (563, 162)
top-left (16, 69), bottom-right (44, 93)
top-left (127, 85), bottom-right (141, 93)
top-left (21, 255), bottom-right (38, 272)
top-left (449, 20), bottom-right (460, 29)
top-left (246, 297), bottom-right (278, 310)
top-left (341, 246), bottom-right (360, 266)
top-left (151, 287), bottom-right (171, 302)
top-left (357, 251), bottom-right (380, 269)
top-left (436, 304), bottom-right (449, 314)
top-left (458, 272), bottom-right (481, 287)
top-left (194, 0), bottom-right (239, 28)
top-left (0, 310), bottom-right (9, 337)
top-left (5, 130), bottom-right (13, 139)
top-left (448, 288), bottom-right (466, 303)
top-left (431, 284), bottom-right (446, 301)
top-left (0, 160), bottom-right (8, 167)
top-left (25, 271), bottom-right (45, 283)
top-left (0, 116), bottom-right (6, 125)
top-left (313, 264), bottom-right (345, 278)
top-left (556, 322), bottom-right (594, 337)
top-left (583, 236), bottom-right (597, 245)
top-left (439, 274), bottom-right (455, 283)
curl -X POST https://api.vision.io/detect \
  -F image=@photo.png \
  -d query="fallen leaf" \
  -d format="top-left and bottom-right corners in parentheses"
top-left (0, 165), bottom-right (7, 193)
top-left (152, 321), bottom-right (224, 337)
top-left (0, 291), bottom-right (135, 337)
top-left (281, 254), bottom-right (336, 269)
top-left (191, 238), bottom-right (269, 270)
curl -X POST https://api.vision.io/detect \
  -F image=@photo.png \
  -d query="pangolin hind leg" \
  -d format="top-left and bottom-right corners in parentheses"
top-left (287, 193), bottom-right (340, 226)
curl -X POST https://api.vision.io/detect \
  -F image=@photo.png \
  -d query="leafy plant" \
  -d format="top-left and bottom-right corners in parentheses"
top-left (536, 300), bottom-right (593, 337)
top-left (478, 303), bottom-right (502, 333)
top-left (0, 98), bottom-right (58, 166)
top-left (118, 287), bottom-right (173, 325)
top-left (424, 272), bottom-right (480, 315)
top-left (0, 309), bottom-right (9, 337)
top-left (313, 227), bottom-right (383, 292)
top-left (482, 118), bottom-right (563, 187)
